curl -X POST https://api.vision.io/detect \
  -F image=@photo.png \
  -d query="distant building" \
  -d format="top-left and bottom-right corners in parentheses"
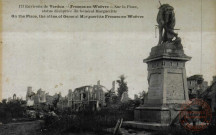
top-left (26, 87), bottom-right (46, 107)
top-left (67, 89), bottom-right (73, 107)
top-left (201, 76), bottom-right (216, 112)
top-left (71, 81), bottom-right (106, 111)
top-left (45, 93), bottom-right (55, 106)
top-left (187, 75), bottom-right (208, 99)
top-left (34, 89), bottom-right (46, 104)
top-left (26, 87), bottom-right (35, 106)
top-left (121, 91), bottom-right (131, 103)
top-left (25, 81), bottom-right (112, 111)
top-left (204, 82), bottom-right (216, 112)
top-left (57, 96), bottom-right (68, 110)
top-left (7, 97), bottom-right (12, 102)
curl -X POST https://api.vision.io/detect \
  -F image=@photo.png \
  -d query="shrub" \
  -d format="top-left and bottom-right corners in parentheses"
top-left (43, 104), bottom-right (134, 134)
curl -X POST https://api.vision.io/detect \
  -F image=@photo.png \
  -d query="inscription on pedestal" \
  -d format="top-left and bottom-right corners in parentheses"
top-left (166, 73), bottom-right (184, 100)
top-left (148, 73), bottom-right (162, 99)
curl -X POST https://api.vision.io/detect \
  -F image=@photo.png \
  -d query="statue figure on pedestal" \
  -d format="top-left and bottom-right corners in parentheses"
top-left (157, 4), bottom-right (179, 45)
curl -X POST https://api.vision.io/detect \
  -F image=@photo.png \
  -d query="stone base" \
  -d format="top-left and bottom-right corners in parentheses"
top-left (124, 104), bottom-right (182, 130)
top-left (123, 121), bottom-right (170, 130)
top-left (134, 106), bottom-right (171, 124)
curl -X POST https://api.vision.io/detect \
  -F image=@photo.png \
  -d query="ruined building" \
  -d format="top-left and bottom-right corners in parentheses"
top-left (67, 89), bottom-right (73, 107)
top-left (26, 87), bottom-right (47, 107)
top-left (187, 75), bottom-right (208, 99)
top-left (25, 80), bottom-right (115, 111)
top-left (71, 81), bottom-right (107, 111)
top-left (200, 76), bottom-right (216, 112)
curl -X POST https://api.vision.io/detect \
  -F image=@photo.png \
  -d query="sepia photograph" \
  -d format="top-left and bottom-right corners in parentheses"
top-left (0, 0), bottom-right (216, 135)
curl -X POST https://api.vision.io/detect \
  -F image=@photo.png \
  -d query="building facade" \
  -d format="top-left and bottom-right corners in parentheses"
top-left (187, 75), bottom-right (208, 99)
top-left (71, 81), bottom-right (106, 111)
top-left (26, 87), bottom-right (52, 107)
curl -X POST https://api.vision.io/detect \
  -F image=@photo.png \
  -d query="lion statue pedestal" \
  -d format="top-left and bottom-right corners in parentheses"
top-left (123, 4), bottom-right (192, 130)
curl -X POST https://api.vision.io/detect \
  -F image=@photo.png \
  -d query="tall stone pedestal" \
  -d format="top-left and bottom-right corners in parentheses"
top-left (124, 41), bottom-right (191, 130)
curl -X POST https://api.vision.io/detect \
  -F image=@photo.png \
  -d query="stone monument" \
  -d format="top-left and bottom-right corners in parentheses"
top-left (124, 4), bottom-right (191, 129)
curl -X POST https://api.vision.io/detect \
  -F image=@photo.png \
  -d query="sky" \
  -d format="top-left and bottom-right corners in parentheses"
top-left (2, 0), bottom-right (216, 99)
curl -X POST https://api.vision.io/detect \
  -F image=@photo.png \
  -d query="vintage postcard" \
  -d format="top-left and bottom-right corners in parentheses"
top-left (0, 0), bottom-right (216, 135)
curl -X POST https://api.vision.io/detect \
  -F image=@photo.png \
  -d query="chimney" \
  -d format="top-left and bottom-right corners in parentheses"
top-left (40, 91), bottom-right (46, 103)
top-left (26, 86), bottom-right (32, 100)
top-left (111, 81), bottom-right (115, 93)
